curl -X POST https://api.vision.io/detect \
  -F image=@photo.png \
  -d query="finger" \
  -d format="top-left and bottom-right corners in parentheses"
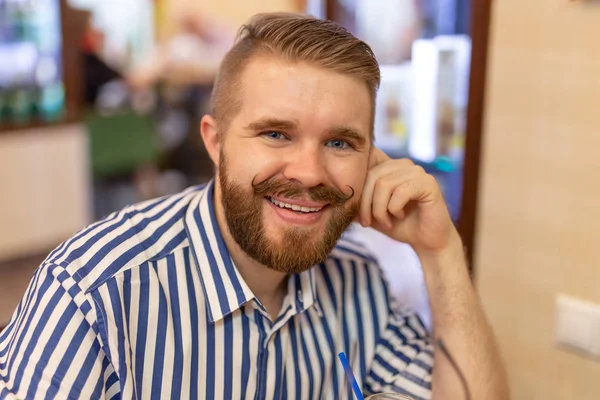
top-left (390, 173), bottom-right (440, 212)
top-left (369, 147), bottom-right (391, 168)
top-left (371, 176), bottom-right (397, 229)
top-left (374, 172), bottom-right (440, 227)
top-left (371, 170), bottom-right (425, 226)
top-left (370, 169), bottom-right (427, 226)
top-left (360, 158), bottom-right (414, 225)
top-left (388, 185), bottom-right (412, 219)
top-left (360, 159), bottom-right (417, 226)
top-left (369, 217), bottom-right (397, 236)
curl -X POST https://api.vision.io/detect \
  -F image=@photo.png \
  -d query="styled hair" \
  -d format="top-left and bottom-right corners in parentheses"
top-left (210, 12), bottom-right (380, 134)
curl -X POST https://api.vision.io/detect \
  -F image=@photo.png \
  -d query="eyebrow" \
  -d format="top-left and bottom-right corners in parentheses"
top-left (329, 126), bottom-right (367, 147)
top-left (244, 118), bottom-right (298, 132)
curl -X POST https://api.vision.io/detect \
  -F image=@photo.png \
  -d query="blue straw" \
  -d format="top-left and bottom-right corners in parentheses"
top-left (338, 351), bottom-right (365, 400)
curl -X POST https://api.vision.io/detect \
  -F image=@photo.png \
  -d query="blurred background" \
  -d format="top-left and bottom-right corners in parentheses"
top-left (0, 0), bottom-right (599, 398)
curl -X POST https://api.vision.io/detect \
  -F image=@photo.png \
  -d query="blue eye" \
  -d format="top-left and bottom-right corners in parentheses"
top-left (263, 131), bottom-right (287, 140)
top-left (326, 139), bottom-right (350, 150)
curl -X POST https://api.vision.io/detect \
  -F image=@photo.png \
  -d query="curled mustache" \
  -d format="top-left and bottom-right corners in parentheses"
top-left (251, 176), bottom-right (355, 206)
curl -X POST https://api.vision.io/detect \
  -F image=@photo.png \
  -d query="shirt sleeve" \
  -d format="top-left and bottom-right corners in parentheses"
top-left (0, 262), bottom-right (114, 399)
top-left (364, 277), bottom-right (435, 400)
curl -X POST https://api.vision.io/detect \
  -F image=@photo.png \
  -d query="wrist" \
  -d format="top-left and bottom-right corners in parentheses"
top-left (415, 230), bottom-right (465, 267)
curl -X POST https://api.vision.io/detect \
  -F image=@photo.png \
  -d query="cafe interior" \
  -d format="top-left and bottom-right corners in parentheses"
top-left (0, 0), bottom-right (599, 398)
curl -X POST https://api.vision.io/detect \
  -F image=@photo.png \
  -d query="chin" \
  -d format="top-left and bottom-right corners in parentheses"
top-left (263, 219), bottom-right (317, 243)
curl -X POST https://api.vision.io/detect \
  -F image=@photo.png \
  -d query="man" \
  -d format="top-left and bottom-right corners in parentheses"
top-left (0, 13), bottom-right (508, 399)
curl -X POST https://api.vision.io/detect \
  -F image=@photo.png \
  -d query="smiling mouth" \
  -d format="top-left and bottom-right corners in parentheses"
top-left (265, 196), bottom-right (327, 214)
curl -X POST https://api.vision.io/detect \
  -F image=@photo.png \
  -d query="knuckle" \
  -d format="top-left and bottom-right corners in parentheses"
top-left (425, 173), bottom-right (438, 185)
top-left (374, 178), bottom-right (391, 194)
top-left (391, 187), bottom-right (407, 203)
top-left (393, 185), bottom-right (406, 196)
top-left (399, 158), bottom-right (415, 167)
top-left (413, 165), bottom-right (426, 175)
top-left (400, 180), bottom-right (415, 191)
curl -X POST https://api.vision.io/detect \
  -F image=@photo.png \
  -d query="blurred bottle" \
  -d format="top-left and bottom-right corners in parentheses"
top-left (437, 101), bottom-right (454, 157)
top-left (384, 93), bottom-right (408, 149)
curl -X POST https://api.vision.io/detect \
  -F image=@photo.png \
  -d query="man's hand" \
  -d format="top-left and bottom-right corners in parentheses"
top-left (358, 147), bottom-right (458, 256)
top-left (358, 148), bottom-right (510, 399)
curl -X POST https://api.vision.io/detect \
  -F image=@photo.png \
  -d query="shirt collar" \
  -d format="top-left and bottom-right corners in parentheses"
top-left (287, 266), bottom-right (318, 315)
top-left (184, 180), bottom-right (318, 323)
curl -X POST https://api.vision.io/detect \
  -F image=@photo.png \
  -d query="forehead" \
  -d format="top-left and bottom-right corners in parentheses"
top-left (232, 56), bottom-right (372, 134)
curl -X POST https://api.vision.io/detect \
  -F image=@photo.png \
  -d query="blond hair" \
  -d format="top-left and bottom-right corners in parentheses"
top-left (211, 12), bottom-right (380, 135)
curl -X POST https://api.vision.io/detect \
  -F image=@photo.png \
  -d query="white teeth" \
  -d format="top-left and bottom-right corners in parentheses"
top-left (269, 198), bottom-right (322, 213)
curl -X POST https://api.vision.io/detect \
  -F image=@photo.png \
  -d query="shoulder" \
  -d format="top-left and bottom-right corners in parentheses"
top-left (44, 185), bottom-right (206, 293)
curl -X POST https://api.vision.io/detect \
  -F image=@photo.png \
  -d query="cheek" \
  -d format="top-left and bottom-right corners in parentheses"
top-left (327, 157), bottom-right (368, 196)
top-left (222, 143), bottom-right (285, 184)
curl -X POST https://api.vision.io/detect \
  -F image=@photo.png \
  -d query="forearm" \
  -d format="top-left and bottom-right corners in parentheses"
top-left (418, 232), bottom-right (509, 400)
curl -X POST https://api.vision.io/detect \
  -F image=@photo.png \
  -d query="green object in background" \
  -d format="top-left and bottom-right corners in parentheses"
top-left (38, 83), bottom-right (65, 122)
top-left (8, 89), bottom-right (35, 125)
top-left (432, 156), bottom-right (456, 173)
top-left (86, 111), bottom-right (160, 177)
top-left (0, 92), bottom-right (6, 124)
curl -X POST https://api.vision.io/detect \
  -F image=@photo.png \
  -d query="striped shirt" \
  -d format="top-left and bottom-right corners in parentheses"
top-left (0, 181), bottom-right (434, 400)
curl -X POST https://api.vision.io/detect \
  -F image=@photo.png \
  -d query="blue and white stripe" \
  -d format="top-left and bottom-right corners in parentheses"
top-left (0, 181), bottom-right (433, 399)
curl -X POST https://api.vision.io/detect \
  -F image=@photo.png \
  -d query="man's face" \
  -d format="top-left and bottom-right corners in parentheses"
top-left (217, 56), bottom-right (372, 274)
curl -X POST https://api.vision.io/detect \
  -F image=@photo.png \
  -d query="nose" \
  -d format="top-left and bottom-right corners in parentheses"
top-left (281, 146), bottom-right (329, 188)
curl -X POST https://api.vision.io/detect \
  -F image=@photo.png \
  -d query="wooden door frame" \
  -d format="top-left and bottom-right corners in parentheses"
top-left (459, 0), bottom-right (493, 271)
